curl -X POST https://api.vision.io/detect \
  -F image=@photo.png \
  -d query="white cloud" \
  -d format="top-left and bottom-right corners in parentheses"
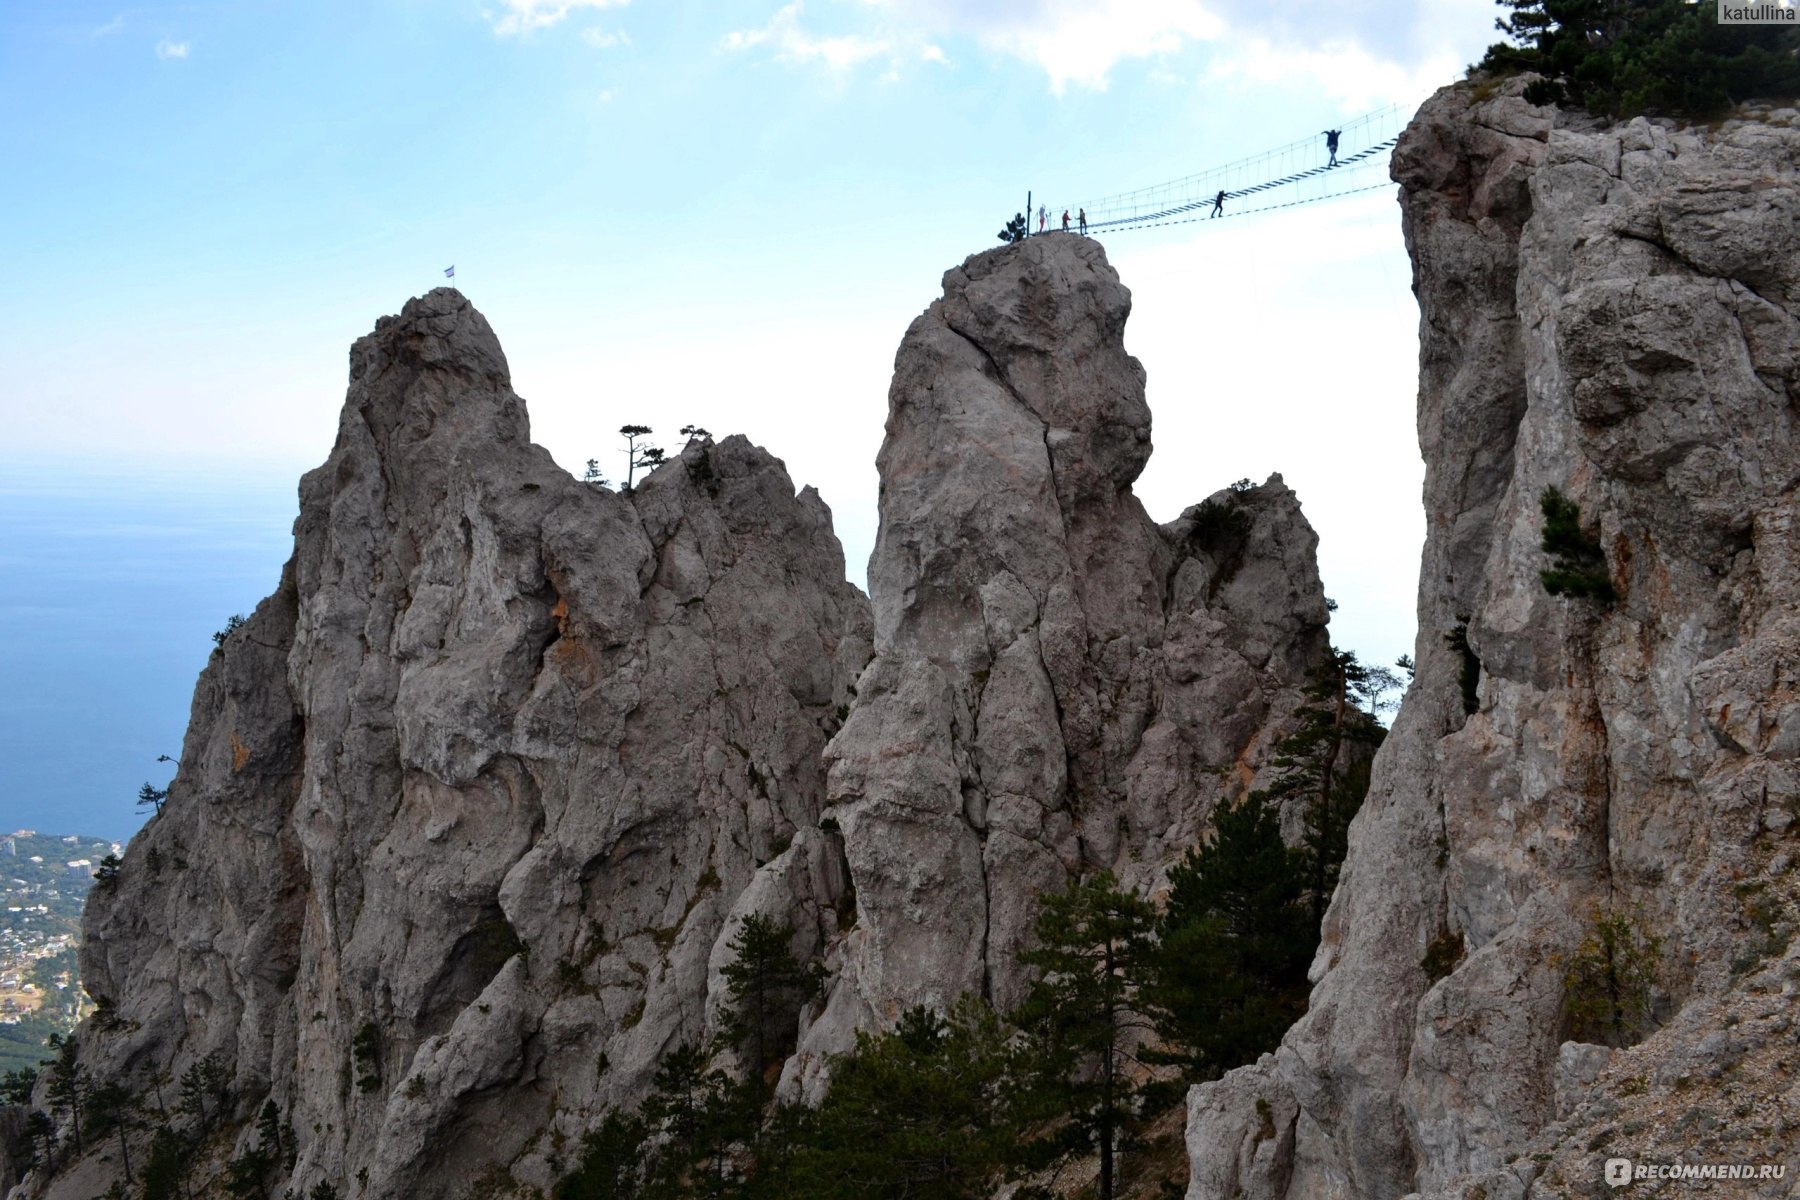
top-left (724, 3), bottom-right (893, 72)
top-left (155, 40), bottom-right (189, 60)
top-left (92, 15), bottom-right (125, 38)
top-left (581, 27), bottom-right (631, 48)
top-left (861, 0), bottom-right (1222, 91)
top-left (1207, 38), bottom-right (1457, 110)
top-left (490, 0), bottom-right (628, 37)
top-left (779, 0), bottom-right (1490, 98)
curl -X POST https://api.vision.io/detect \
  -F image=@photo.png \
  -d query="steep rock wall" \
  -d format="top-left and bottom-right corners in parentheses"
top-left (797, 235), bottom-right (1333, 1081)
top-left (62, 290), bottom-right (873, 1199)
top-left (1186, 80), bottom-right (1800, 1200)
top-left (41, 238), bottom-right (1342, 1199)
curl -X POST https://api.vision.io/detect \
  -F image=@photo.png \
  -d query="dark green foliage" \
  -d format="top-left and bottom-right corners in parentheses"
top-left (141, 1126), bottom-right (192, 1200)
top-left (179, 1053), bottom-right (231, 1130)
top-left (258, 1097), bottom-right (286, 1165)
top-left (309, 1184), bottom-right (340, 1200)
top-left (1538, 487), bottom-right (1616, 602)
top-left (44, 1034), bottom-right (85, 1154)
top-left (1446, 622), bottom-right (1481, 716)
top-left (226, 1145), bottom-right (276, 1200)
top-left (213, 614), bottom-right (247, 647)
top-left (24, 1109), bottom-right (54, 1173)
top-left (640, 1044), bottom-right (751, 1197)
top-left (619, 426), bottom-right (665, 492)
top-left (85, 1080), bottom-right (137, 1182)
top-left (0, 1065), bottom-right (37, 1104)
top-left (998, 212), bottom-right (1029, 243)
top-left (1014, 872), bottom-right (1158, 1200)
top-left (554, 1111), bottom-right (648, 1200)
top-left (138, 782), bottom-right (168, 815)
top-left (774, 1000), bottom-right (1013, 1200)
top-left (583, 459), bottom-right (609, 488)
top-left (95, 854), bottom-right (122, 886)
top-left (351, 1023), bottom-right (382, 1093)
top-left (1187, 496), bottom-right (1254, 599)
top-left (1147, 793), bottom-right (1315, 1079)
top-left (1562, 911), bottom-right (1661, 1047)
top-left (1262, 650), bottom-right (1386, 923)
top-left (1478, 0), bottom-right (1800, 118)
top-left (719, 914), bottom-right (820, 1084)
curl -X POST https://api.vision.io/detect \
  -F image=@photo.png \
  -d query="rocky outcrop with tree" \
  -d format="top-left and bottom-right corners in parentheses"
top-left (1185, 78), bottom-right (1800, 1200)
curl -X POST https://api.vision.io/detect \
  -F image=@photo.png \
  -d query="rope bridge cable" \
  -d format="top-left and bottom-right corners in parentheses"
top-left (1045, 102), bottom-right (1411, 234)
top-left (1088, 179), bottom-right (1396, 234)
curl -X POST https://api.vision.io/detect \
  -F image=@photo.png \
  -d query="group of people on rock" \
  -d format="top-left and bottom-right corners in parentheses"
top-left (1036, 205), bottom-right (1089, 236)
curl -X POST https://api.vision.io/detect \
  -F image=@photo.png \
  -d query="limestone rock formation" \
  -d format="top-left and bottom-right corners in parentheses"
top-left (1185, 80), bottom-right (1800, 1200)
top-left (26, 233), bottom-right (1346, 1199)
top-left (794, 235), bottom-right (1332, 1084)
top-left (59, 290), bottom-right (873, 1199)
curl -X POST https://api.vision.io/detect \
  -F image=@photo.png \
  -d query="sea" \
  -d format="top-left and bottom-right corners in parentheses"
top-left (0, 460), bottom-right (300, 843)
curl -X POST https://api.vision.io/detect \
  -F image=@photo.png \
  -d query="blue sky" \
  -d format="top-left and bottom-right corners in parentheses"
top-left (2, 0), bottom-right (1500, 839)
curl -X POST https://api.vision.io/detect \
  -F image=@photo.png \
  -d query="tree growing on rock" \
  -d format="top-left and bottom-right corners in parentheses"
top-left (774, 1000), bottom-right (1014, 1200)
top-left (1478, 0), bottom-right (1800, 118)
top-left (720, 914), bottom-right (820, 1087)
top-left (1262, 648), bottom-right (1386, 923)
top-left (619, 426), bottom-right (665, 492)
top-left (1148, 791), bottom-right (1315, 1079)
top-left (1013, 872), bottom-right (1158, 1200)
top-left (45, 1035), bottom-right (86, 1156)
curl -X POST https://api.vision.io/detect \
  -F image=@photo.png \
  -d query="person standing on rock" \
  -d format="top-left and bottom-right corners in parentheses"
top-left (1210, 189), bottom-right (1226, 218)
top-left (1038, 204), bottom-right (1047, 234)
top-left (1324, 128), bottom-right (1341, 167)
top-left (1062, 210), bottom-right (1070, 232)
top-left (1079, 208), bottom-right (1088, 235)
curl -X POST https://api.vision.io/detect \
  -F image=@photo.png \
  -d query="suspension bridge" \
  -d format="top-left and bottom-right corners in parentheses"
top-left (1036, 102), bottom-right (1412, 235)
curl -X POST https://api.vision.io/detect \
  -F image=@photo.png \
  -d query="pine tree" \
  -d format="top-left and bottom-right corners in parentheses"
top-left (45, 1034), bottom-right (86, 1156)
top-left (719, 914), bottom-right (819, 1085)
top-left (1014, 872), bottom-right (1158, 1200)
top-left (178, 1054), bottom-right (230, 1132)
top-left (1262, 649), bottom-right (1385, 924)
top-left (777, 1000), bottom-right (1013, 1200)
top-left (1148, 792), bottom-right (1316, 1078)
top-left (553, 1111), bottom-right (648, 1200)
top-left (85, 1081), bottom-right (137, 1183)
top-left (640, 1044), bottom-right (747, 1198)
top-left (618, 426), bottom-right (665, 492)
top-left (1478, 0), bottom-right (1800, 118)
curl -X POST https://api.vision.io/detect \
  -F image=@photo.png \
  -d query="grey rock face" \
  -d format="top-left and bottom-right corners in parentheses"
top-left (44, 240), bottom-right (1337, 1199)
top-left (796, 235), bottom-right (1332, 1083)
top-left (1187, 81), bottom-right (1800, 1200)
top-left (60, 290), bottom-right (873, 1199)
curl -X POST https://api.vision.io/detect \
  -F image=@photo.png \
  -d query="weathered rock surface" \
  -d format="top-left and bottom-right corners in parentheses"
top-left (53, 290), bottom-right (873, 1198)
top-left (793, 235), bottom-right (1332, 1084)
top-left (1186, 81), bottom-right (1800, 1199)
top-left (28, 235), bottom-right (1346, 1199)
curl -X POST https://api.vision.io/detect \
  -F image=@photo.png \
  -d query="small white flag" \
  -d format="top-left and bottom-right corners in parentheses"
top-left (444, 265), bottom-right (455, 278)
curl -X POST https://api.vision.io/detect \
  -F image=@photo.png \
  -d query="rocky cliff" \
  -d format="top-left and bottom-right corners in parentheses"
top-left (31, 237), bottom-right (1337, 1198)
top-left (1186, 80), bottom-right (1800, 1200)
top-left (54, 291), bottom-right (875, 1198)
top-left (792, 236), bottom-right (1331, 1086)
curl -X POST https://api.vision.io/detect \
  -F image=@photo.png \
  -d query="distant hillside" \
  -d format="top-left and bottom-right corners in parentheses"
top-left (0, 830), bottom-right (112, 1072)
